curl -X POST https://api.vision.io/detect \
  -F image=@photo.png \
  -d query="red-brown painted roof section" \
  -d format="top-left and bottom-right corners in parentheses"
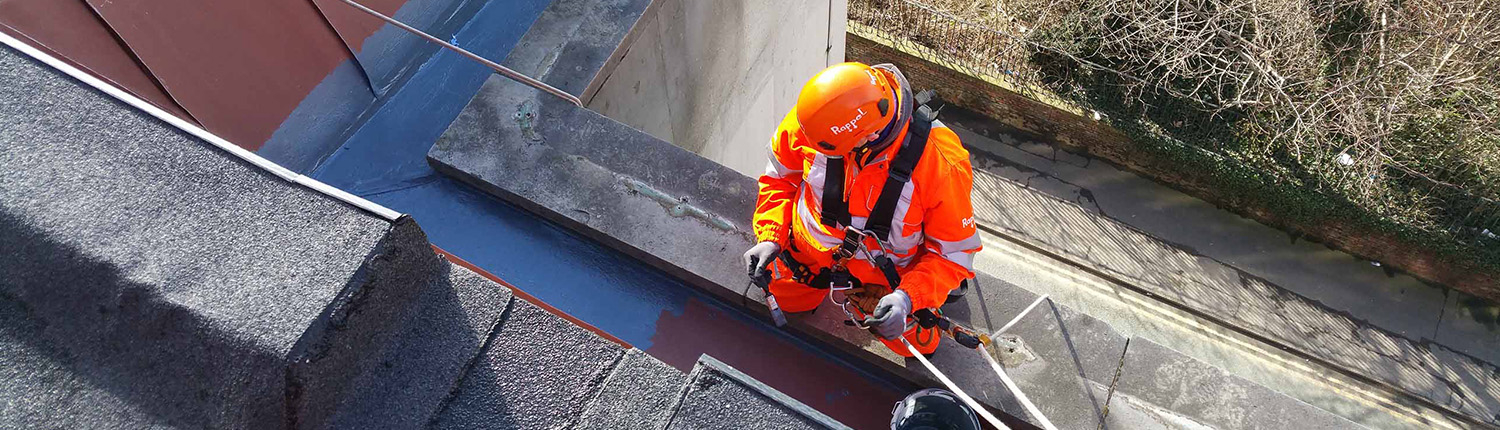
top-left (0, 0), bottom-right (195, 123)
top-left (82, 0), bottom-right (361, 150)
top-left (311, 0), bottom-right (405, 54)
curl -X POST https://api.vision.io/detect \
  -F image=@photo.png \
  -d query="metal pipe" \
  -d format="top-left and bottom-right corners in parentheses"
top-left (338, 0), bottom-right (583, 107)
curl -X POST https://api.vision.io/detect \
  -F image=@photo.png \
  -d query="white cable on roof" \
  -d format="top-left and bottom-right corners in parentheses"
top-left (986, 294), bottom-right (1059, 429)
top-left (995, 294), bottom-right (1050, 336)
top-left (901, 338), bottom-right (1012, 430)
top-left (0, 31), bottom-right (403, 221)
top-left (980, 344), bottom-right (1060, 430)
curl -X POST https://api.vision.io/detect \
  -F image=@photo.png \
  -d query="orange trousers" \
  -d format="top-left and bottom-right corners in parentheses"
top-left (768, 261), bottom-right (941, 357)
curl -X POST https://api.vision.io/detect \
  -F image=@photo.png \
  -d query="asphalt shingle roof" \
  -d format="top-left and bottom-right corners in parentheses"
top-left (0, 40), bottom-right (845, 430)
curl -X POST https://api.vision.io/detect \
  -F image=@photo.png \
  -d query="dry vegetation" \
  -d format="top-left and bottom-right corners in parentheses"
top-left (853, 0), bottom-right (1500, 249)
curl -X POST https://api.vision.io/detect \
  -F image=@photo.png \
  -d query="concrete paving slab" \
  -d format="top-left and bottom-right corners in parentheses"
top-left (1435, 290), bottom-right (1500, 365)
top-left (1115, 339), bottom-right (1363, 429)
top-left (667, 354), bottom-right (851, 430)
top-left (929, 278), bottom-right (1131, 430)
top-left (577, 348), bottom-right (691, 430)
top-left (944, 108), bottom-right (1456, 343)
top-left (428, 297), bottom-right (626, 429)
top-left (974, 229), bottom-right (1467, 430)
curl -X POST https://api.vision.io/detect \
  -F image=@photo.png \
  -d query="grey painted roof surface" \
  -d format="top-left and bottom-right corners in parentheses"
top-left (0, 41), bottom-right (842, 430)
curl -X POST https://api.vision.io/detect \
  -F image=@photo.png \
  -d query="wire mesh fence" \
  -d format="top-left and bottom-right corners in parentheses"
top-left (849, 0), bottom-right (1500, 250)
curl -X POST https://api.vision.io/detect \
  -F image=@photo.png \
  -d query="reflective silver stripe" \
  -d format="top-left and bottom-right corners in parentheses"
top-left (764, 146), bottom-right (801, 179)
top-left (887, 182), bottom-right (922, 252)
top-left (805, 154), bottom-right (828, 198)
top-left (796, 197), bottom-right (841, 248)
top-left (932, 119), bottom-right (948, 130)
top-left (764, 159), bottom-right (799, 179)
top-left (926, 245), bottom-right (977, 271)
top-left (893, 253), bottom-right (917, 267)
top-left (931, 233), bottom-right (982, 255)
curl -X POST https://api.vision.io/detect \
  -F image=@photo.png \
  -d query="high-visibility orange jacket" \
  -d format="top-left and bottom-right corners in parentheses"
top-left (752, 67), bottom-right (981, 311)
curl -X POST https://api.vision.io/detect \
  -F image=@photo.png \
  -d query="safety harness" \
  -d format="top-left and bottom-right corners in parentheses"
top-left (782, 90), bottom-right (938, 293)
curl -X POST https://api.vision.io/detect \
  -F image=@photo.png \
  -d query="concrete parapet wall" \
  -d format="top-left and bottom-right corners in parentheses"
top-left (586, 0), bottom-right (847, 176)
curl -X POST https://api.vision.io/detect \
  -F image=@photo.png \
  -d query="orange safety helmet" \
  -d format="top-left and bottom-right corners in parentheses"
top-left (795, 62), bottom-right (896, 157)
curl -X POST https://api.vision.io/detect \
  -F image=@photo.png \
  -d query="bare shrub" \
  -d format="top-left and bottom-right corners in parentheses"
top-left (853, 0), bottom-right (1500, 235)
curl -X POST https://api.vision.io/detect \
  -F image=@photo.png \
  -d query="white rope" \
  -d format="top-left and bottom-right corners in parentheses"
top-left (995, 294), bottom-right (1050, 336)
top-left (902, 294), bottom-right (1058, 430)
top-left (901, 338), bottom-right (1012, 430)
top-left (980, 344), bottom-right (1060, 430)
top-left (985, 294), bottom-right (1059, 429)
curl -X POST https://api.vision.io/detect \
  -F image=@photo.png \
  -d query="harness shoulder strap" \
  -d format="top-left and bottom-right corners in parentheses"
top-left (867, 104), bottom-right (935, 241)
top-left (818, 156), bottom-right (850, 228)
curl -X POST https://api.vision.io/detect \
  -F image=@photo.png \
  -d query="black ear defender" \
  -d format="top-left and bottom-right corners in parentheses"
top-left (878, 98), bottom-right (890, 116)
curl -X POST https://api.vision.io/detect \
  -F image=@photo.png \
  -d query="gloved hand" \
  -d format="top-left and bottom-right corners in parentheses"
top-left (742, 241), bottom-right (781, 277)
top-left (862, 289), bottom-right (913, 339)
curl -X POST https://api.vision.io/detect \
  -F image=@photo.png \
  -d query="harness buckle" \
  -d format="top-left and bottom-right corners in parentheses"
top-left (834, 226), bottom-right (865, 265)
top-left (827, 270), bottom-right (856, 291)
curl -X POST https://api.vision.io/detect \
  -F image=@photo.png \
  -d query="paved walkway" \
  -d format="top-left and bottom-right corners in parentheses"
top-left (941, 107), bottom-right (1500, 428)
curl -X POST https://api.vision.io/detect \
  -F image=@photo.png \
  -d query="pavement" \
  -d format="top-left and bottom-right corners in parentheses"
top-left (0, 40), bottom-right (846, 430)
top-left (941, 106), bottom-right (1500, 363)
top-left (939, 106), bottom-right (1500, 428)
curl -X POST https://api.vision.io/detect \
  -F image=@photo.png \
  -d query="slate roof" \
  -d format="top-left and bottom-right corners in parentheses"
top-left (0, 40), bottom-right (844, 430)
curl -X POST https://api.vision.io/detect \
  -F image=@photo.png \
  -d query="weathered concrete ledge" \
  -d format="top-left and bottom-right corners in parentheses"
top-left (502, 0), bottom-right (656, 104)
top-left (427, 74), bottom-right (1370, 429)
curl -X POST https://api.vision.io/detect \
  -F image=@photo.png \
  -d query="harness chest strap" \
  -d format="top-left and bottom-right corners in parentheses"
top-left (791, 101), bottom-right (936, 291)
top-left (866, 104), bottom-right (933, 241)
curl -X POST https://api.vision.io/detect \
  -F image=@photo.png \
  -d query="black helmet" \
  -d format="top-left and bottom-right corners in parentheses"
top-left (890, 388), bottom-right (982, 430)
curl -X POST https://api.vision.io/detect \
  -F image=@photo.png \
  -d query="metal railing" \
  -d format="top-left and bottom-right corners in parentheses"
top-left (338, 0), bottom-right (582, 107)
